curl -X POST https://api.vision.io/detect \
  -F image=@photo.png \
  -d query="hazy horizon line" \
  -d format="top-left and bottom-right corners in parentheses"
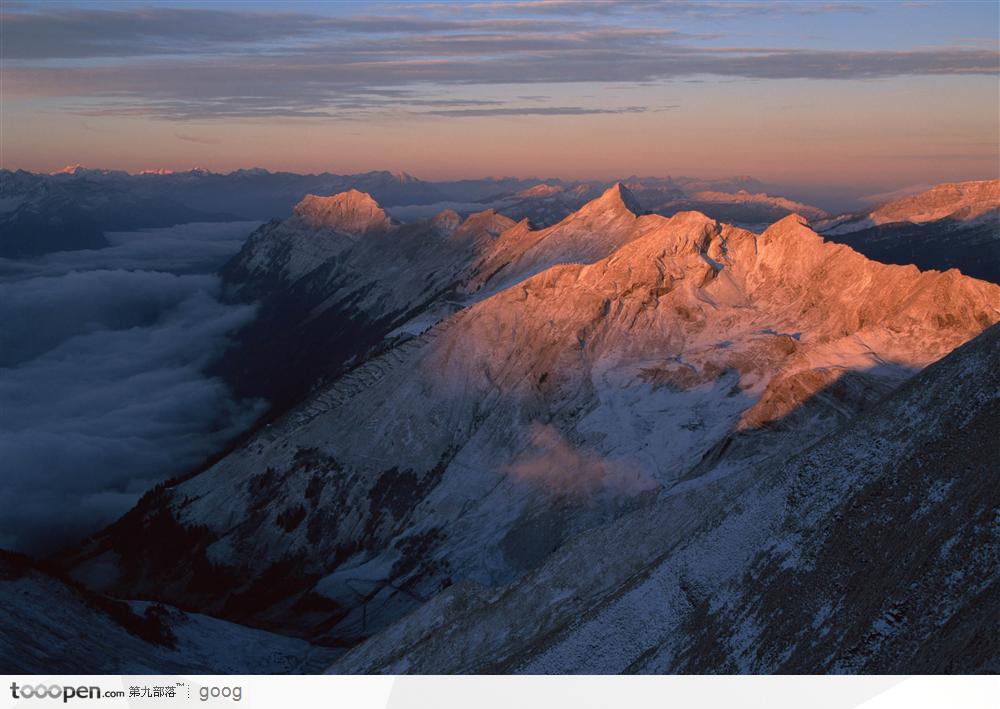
top-left (6, 162), bottom-right (997, 190)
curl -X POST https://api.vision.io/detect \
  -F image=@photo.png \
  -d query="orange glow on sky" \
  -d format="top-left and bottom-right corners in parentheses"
top-left (2, 2), bottom-right (998, 197)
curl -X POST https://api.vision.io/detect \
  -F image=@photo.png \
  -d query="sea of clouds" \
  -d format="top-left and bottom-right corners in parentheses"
top-left (0, 222), bottom-right (265, 554)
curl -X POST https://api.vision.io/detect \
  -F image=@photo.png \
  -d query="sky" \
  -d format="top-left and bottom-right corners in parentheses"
top-left (2, 0), bottom-right (998, 194)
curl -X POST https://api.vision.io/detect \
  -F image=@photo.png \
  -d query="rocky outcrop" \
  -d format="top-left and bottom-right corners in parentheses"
top-left (292, 190), bottom-right (394, 236)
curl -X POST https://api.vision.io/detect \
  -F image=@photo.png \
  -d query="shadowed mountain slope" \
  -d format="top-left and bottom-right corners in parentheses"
top-left (0, 551), bottom-right (337, 674)
top-left (332, 323), bottom-right (1000, 674)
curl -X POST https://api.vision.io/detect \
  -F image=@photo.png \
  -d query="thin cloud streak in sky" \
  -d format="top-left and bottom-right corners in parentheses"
top-left (2, 4), bottom-right (997, 120)
top-left (174, 132), bottom-right (222, 145)
top-left (422, 106), bottom-right (657, 117)
top-left (0, 7), bottom-right (595, 59)
top-left (2, 2), bottom-right (997, 187)
top-left (7, 47), bottom-right (998, 120)
top-left (419, 0), bottom-right (874, 18)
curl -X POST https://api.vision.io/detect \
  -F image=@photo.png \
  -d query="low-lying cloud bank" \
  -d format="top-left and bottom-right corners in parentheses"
top-left (0, 222), bottom-right (263, 555)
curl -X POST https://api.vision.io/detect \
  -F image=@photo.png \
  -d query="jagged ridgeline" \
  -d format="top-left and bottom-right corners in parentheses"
top-left (54, 183), bottom-right (999, 672)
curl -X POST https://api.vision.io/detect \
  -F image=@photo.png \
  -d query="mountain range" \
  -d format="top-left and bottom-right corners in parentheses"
top-left (24, 180), bottom-right (996, 673)
top-left (0, 168), bottom-right (812, 258)
top-left (3, 167), bottom-right (995, 288)
top-left (816, 180), bottom-right (999, 283)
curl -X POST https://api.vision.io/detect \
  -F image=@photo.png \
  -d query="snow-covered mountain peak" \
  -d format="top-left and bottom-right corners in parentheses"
top-left (756, 213), bottom-right (824, 249)
top-left (292, 189), bottom-right (393, 236)
top-left (429, 208), bottom-right (462, 235)
top-left (818, 179), bottom-right (999, 236)
top-left (638, 210), bottom-right (724, 257)
top-left (516, 183), bottom-right (564, 199)
top-left (685, 191), bottom-right (829, 222)
top-left (870, 179), bottom-right (998, 224)
top-left (580, 181), bottom-right (642, 217)
top-left (751, 213), bottom-right (854, 278)
top-left (660, 209), bottom-right (717, 229)
top-left (135, 168), bottom-right (176, 176)
top-left (423, 208), bottom-right (515, 242)
top-left (463, 185), bottom-right (650, 294)
top-left (50, 164), bottom-right (86, 175)
top-left (764, 212), bottom-right (810, 230)
top-left (230, 167), bottom-right (272, 178)
top-left (48, 165), bottom-right (130, 180)
top-left (759, 212), bottom-right (814, 241)
top-left (456, 208), bottom-right (517, 238)
top-left (391, 170), bottom-right (419, 184)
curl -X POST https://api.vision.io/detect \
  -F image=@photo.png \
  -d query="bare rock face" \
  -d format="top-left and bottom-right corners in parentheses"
top-left (292, 190), bottom-right (393, 236)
